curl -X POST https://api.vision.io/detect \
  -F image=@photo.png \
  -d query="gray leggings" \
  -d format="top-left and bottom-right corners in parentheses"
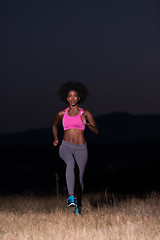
top-left (59, 140), bottom-right (88, 195)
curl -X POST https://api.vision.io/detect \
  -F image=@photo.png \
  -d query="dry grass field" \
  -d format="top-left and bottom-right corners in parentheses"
top-left (0, 192), bottom-right (159, 240)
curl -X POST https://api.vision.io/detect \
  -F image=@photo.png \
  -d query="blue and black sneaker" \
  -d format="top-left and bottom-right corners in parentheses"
top-left (74, 205), bottom-right (82, 215)
top-left (67, 195), bottom-right (77, 207)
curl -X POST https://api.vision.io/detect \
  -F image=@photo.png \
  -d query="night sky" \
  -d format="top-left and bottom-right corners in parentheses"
top-left (1, 0), bottom-right (160, 133)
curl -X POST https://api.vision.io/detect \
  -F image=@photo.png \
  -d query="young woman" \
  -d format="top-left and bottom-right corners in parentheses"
top-left (52, 81), bottom-right (98, 214)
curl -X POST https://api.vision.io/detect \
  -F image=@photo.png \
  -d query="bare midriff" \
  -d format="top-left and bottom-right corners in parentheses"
top-left (63, 129), bottom-right (86, 145)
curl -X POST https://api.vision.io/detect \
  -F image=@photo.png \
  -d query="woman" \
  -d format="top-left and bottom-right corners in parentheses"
top-left (52, 81), bottom-right (98, 214)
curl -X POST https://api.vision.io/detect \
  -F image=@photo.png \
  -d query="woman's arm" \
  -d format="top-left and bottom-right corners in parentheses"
top-left (82, 109), bottom-right (99, 134)
top-left (52, 110), bottom-right (64, 146)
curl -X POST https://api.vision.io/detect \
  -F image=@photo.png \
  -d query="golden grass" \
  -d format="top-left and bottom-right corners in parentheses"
top-left (0, 192), bottom-right (160, 240)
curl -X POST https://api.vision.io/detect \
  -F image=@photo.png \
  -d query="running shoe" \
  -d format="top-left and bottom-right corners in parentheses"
top-left (74, 205), bottom-right (81, 215)
top-left (67, 195), bottom-right (77, 207)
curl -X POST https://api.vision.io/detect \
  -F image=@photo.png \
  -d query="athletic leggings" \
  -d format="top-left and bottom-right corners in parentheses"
top-left (59, 140), bottom-right (88, 195)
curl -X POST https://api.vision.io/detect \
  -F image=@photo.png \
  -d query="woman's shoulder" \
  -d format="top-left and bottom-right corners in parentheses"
top-left (82, 108), bottom-right (92, 116)
top-left (58, 108), bottom-right (67, 118)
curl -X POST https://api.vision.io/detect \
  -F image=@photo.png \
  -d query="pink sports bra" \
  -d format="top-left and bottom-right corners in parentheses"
top-left (62, 107), bottom-right (85, 131)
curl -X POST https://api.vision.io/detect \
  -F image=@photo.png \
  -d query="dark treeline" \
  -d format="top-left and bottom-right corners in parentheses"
top-left (0, 138), bottom-right (160, 195)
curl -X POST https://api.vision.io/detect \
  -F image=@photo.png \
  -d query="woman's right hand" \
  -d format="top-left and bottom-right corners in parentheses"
top-left (53, 139), bottom-right (59, 146)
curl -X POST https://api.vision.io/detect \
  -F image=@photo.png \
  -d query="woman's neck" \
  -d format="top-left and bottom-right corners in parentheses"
top-left (69, 104), bottom-right (79, 111)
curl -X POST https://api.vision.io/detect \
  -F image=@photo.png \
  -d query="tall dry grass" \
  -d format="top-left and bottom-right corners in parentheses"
top-left (0, 192), bottom-right (160, 240)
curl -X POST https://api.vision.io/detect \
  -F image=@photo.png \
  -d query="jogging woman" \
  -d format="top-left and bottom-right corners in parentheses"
top-left (52, 81), bottom-right (98, 214)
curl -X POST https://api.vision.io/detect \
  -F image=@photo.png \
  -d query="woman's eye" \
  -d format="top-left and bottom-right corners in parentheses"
top-left (68, 95), bottom-right (78, 98)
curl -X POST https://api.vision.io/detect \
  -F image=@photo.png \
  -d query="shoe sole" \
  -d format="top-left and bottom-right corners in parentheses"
top-left (67, 203), bottom-right (77, 207)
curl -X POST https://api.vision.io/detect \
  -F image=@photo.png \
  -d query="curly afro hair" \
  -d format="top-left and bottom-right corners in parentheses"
top-left (57, 81), bottom-right (89, 104)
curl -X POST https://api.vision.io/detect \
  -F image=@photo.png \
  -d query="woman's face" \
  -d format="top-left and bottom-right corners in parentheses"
top-left (67, 90), bottom-right (80, 106)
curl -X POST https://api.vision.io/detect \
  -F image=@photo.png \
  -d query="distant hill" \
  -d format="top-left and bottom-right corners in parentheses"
top-left (0, 133), bottom-right (6, 137)
top-left (0, 112), bottom-right (160, 145)
top-left (88, 112), bottom-right (160, 144)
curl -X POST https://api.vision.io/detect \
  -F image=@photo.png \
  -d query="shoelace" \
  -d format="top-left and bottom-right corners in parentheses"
top-left (70, 195), bottom-right (74, 202)
top-left (67, 195), bottom-right (76, 203)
